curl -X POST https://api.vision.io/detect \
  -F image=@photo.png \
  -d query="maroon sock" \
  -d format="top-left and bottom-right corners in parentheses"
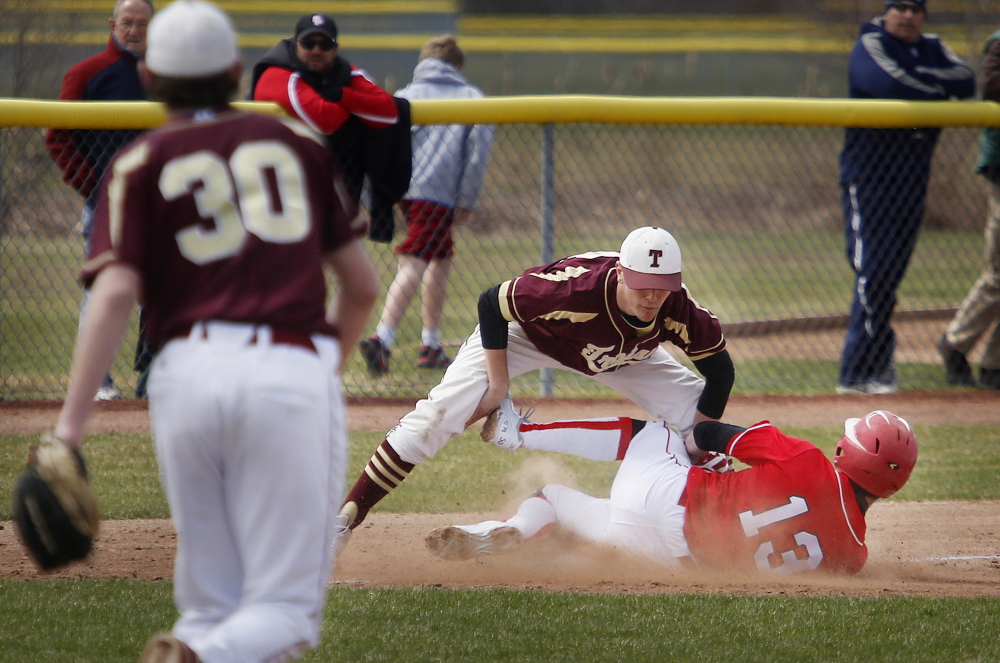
top-left (340, 440), bottom-right (415, 528)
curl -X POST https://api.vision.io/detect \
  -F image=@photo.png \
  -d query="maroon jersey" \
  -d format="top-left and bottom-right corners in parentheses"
top-left (83, 108), bottom-right (361, 351)
top-left (683, 422), bottom-right (868, 575)
top-left (498, 253), bottom-right (725, 375)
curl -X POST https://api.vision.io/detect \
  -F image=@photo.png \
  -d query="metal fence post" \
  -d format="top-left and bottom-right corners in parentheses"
top-left (539, 123), bottom-right (555, 397)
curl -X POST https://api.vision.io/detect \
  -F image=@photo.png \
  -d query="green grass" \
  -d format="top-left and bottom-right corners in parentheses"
top-left (2, 423), bottom-right (999, 662)
top-left (0, 580), bottom-right (175, 662)
top-left (0, 433), bottom-right (168, 520)
top-left (3, 422), bottom-right (999, 522)
top-left (1, 582), bottom-right (999, 662)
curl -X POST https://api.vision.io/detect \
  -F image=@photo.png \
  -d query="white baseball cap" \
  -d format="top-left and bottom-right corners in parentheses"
top-left (618, 226), bottom-right (683, 291)
top-left (145, 0), bottom-right (239, 78)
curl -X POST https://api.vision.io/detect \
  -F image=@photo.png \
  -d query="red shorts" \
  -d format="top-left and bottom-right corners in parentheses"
top-left (395, 200), bottom-right (455, 261)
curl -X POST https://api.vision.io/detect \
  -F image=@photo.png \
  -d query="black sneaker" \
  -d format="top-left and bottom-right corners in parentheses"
top-left (418, 345), bottom-right (452, 369)
top-left (359, 336), bottom-right (390, 376)
top-left (980, 368), bottom-right (1000, 390)
top-left (937, 335), bottom-right (975, 386)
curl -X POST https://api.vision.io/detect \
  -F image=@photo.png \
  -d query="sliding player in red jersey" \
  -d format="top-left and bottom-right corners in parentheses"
top-left (428, 409), bottom-right (917, 576)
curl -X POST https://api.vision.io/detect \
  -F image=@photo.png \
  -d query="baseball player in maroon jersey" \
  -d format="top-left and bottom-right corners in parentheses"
top-left (49, 3), bottom-right (379, 662)
top-left (341, 226), bottom-right (735, 532)
top-left (427, 409), bottom-right (917, 575)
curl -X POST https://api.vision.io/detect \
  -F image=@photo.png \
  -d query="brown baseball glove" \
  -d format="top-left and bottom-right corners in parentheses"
top-left (12, 433), bottom-right (100, 571)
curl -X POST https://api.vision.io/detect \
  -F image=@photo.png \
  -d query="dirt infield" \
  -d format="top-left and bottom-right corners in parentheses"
top-left (2, 393), bottom-right (999, 597)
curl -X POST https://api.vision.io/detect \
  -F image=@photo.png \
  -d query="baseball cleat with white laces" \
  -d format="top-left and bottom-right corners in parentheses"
top-left (480, 396), bottom-right (533, 452)
top-left (425, 521), bottom-right (524, 561)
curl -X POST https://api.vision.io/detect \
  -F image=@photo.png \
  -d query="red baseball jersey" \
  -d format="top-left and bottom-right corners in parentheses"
top-left (498, 253), bottom-right (726, 375)
top-left (253, 64), bottom-right (398, 135)
top-left (682, 422), bottom-right (868, 575)
top-left (83, 108), bottom-right (361, 351)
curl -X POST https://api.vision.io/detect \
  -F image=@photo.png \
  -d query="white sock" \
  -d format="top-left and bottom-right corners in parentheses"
top-left (521, 417), bottom-right (632, 461)
top-left (421, 328), bottom-right (441, 349)
top-left (504, 496), bottom-right (557, 540)
top-left (375, 324), bottom-right (395, 349)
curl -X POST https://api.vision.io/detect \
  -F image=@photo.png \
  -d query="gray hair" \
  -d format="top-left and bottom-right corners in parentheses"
top-left (113, 0), bottom-right (154, 19)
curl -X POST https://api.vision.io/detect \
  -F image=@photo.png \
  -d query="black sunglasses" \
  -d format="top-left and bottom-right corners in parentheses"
top-left (298, 37), bottom-right (336, 52)
top-left (887, 2), bottom-right (925, 14)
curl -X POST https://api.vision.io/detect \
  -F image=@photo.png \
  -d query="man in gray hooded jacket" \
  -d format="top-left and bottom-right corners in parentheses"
top-left (360, 35), bottom-right (494, 375)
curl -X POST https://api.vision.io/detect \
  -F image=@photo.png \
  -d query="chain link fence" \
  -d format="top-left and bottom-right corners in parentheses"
top-left (0, 101), bottom-right (993, 400)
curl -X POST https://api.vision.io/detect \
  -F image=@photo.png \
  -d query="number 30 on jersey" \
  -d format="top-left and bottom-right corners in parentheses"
top-left (108, 140), bottom-right (311, 265)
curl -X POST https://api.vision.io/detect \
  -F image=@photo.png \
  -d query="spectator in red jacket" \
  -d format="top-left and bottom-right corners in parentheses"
top-left (249, 13), bottom-right (397, 135)
top-left (44, 0), bottom-right (154, 401)
top-left (249, 13), bottom-right (410, 233)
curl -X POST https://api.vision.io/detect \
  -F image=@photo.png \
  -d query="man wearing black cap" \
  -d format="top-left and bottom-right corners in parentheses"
top-left (250, 13), bottom-right (410, 238)
top-left (251, 13), bottom-right (397, 135)
top-left (837, 0), bottom-right (975, 395)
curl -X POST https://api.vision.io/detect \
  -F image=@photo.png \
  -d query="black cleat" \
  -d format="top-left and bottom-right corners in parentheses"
top-left (937, 335), bottom-right (975, 386)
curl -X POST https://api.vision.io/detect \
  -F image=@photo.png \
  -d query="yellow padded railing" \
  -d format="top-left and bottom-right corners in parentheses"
top-left (1, 96), bottom-right (999, 129)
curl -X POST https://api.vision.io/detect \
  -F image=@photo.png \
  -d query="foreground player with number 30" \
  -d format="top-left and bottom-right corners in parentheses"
top-left (428, 409), bottom-right (917, 575)
top-left (45, 2), bottom-right (379, 661)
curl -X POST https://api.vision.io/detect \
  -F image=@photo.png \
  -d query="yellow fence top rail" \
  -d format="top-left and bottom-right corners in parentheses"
top-left (2, 97), bottom-right (999, 129)
top-left (410, 96), bottom-right (1000, 127)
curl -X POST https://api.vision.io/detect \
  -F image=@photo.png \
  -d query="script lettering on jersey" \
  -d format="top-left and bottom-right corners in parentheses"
top-left (580, 343), bottom-right (657, 373)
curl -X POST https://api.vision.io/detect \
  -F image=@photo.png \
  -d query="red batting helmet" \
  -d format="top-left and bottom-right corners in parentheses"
top-left (834, 410), bottom-right (917, 498)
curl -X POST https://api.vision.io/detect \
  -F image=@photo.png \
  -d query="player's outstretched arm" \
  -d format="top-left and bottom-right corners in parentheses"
top-left (467, 286), bottom-right (512, 425)
top-left (55, 265), bottom-right (141, 447)
top-left (468, 348), bottom-right (509, 427)
top-left (324, 239), bottom-right (380, 370)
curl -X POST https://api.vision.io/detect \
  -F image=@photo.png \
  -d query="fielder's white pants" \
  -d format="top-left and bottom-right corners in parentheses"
top-left (542, 421), bottom-right (692, 566)
top-left (388, 323), bottom-right (703, 464)
top-left (148, 322), bottom-right (346, 663)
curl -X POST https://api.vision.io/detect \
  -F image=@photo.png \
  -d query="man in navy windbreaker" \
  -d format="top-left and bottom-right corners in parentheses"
top-left (44, 0), bottom-right (154, 401)
top-left (837, 0), bottom-right (975, 395)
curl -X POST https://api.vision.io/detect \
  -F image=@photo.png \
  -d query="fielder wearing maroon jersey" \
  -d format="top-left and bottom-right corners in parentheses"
top-left (49, 3), bottom-right (379, 662)
top-left (341, 226), bottom-right (735, 533)
top-left (499, 253), bottom-right (725, 375)
top-left (88, 109), bottom-right (360, 351)
top-left (426, 410), bottom-right (917, 576)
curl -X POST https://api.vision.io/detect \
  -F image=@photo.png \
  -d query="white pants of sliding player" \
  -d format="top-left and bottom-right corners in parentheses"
top-left (387, 322), bottom-right (703, 465)
top-left (532, 421), bottom-right (693, 567)
top-left (148, 322), bottom-right (346, 663)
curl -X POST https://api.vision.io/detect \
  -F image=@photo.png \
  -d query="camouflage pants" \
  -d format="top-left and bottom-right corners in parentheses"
top-left (947, 178), bottom-right (1000, 370)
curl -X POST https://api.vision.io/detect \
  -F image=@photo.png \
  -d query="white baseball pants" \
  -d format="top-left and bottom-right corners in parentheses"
top-left (536, 421), bottom-right (692, 566)
top-left (148, 322), bottom-right (346, 663)
top-left (387, 322), bottom-right (704, 464)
